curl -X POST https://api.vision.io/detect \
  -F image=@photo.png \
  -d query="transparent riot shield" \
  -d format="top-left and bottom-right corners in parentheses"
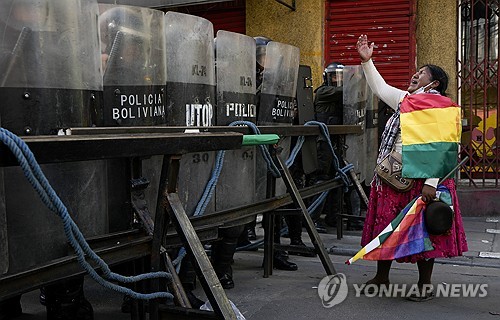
top-left (258, 42), bottom-right (300, 125)
top-left (296, 65), bottom-right (318, 175)
top-left (343, 65), bottom-right (369, 183)
top-left (99, 5), bottom-right (166, 226)
top-left (215, 30), bottom-right (256, 211)
top-left (0, 0), bottom-right (106, 274)
top-left (164, 11), bottom-right (215, 127)
top-left (364, 86), bottom-right (377, 182)
top-left (256, 42), bottom-right (300, 199)
top-left (100, 4), bottom-right (166, 126)
top-left (164, 12), bottom-right (216, 216)
top-left (0, 0), bottom-right (103, 133)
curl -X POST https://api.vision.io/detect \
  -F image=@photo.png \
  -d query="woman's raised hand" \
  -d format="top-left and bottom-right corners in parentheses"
top-left (356, 34), bottom-right (374, 63)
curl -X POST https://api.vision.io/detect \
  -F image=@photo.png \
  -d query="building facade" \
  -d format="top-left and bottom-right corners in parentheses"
top-left (150, 0), bottom-right (499, 212)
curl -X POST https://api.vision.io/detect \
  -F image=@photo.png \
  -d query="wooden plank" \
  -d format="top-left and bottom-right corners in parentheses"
top-left (274, 151), bottom-right (337, 276)
top-left (165, 192), bottom-right (236, 320)
top-left (70, 124), bottom-right (363, 137)
top-left (0, 132), bottom-right (243, 166)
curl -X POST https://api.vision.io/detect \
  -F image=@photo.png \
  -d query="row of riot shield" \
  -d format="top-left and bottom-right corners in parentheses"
top-left (0, 0), bottom-right (301, 277)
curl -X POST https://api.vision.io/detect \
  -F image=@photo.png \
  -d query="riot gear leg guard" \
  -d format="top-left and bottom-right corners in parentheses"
top-left (271, 216), bottom-right (298, 271)
top-left (285, 215), bottom-right (316, 257)
top-left (246, 219), bottom-right (257, 241)
top-left (211, 225), bottom-right (245, 289)
top-left (177, 255), bottom-right (204, 309)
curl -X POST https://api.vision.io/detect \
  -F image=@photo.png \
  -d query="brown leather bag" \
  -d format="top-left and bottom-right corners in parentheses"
top-left (375, 150), bottom-right (414, 192)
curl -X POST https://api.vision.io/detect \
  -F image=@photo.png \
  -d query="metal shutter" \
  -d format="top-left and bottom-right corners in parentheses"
top-left (325, 0), bottom-right (416, 90)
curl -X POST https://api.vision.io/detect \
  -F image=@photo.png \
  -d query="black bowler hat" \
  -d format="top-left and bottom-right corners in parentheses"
top-left (424, 200), bottom-right (454, 235)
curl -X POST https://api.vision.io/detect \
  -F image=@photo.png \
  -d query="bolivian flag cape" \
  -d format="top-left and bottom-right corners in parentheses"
top-left (400, 93), bottom-right (461, 178)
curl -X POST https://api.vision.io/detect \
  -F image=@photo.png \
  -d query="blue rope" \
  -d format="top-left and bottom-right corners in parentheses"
top-left (286, 121), bottom-right (352, 192)
top-left (230, 121), bottom-right (281, 177)
top-left (192, 120), bottom-right (284, 219)
top-left (285, 136), bottom-right (304, 168)
top-left (193, 149), bottom-right (226, 217)
top-left (172, 247), bottom-right (187, 274)
top-left (0, 128), bottom-right (173, 300)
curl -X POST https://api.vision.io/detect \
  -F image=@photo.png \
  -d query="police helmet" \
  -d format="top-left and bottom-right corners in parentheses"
top-left (255, 36), bottom-right (271, 71)
top-left (99, 6), bottom-right (146, 54)
top-left (323, 62), bottom-right (344, 87)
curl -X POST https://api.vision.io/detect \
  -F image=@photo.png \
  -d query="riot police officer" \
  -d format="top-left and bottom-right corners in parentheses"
top-left (254, 36), bottom-right (300, 270)
top-left (310, 62), bottom-right (345, 228)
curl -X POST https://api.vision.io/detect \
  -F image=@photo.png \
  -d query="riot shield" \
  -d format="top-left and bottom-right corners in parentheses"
top-left (257, 41), bottom-right (300, 125)
top-left (0, 0), bottom-right (103, 133)
top-left (215, 30), bottom-right (256, 211)
top-left (256, 41), bottom-right (300, 199)
top-left (164, 11), bottom-right (215, 127)
top-left (164, 12), bottom-right (216, 216)
top-left (0, 0), bottom-right (107, 275)
top-left (100, 4), bottom-right (166, 126)
top-left (296, 65), bottom-right (318, 175)
top-left (364, 86), bottom-right (378, 183)
top-left (343, 65), bottom-right (369, 183)
top-left (99, 5), bottom-right (166, 226)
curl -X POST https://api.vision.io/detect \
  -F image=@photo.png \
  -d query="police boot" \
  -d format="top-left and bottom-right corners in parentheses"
top-left (40, 279), bottom-right (93, 320)
top-left (0, 296), bottom-right (22, 320)
top-left (246, 219), bottom-right (257, 241)
top-left (273, 250), bottom-right (298, 271)
top-left (285, 216), bottom-right (316, 257)
top-left (289, 238), bottom-right (316, 257)
top-left (185, 291), bottom-right (205, 309)
top-left (289, 230), bottom-right (316, 257)
top-left (211, 239), bottom-right (235, 289)
top-left (211, 226), bottom-right (244, 289)
top-left (247, 227), bottom-right (257, 241)
top-left (237, 226), bottom-right (252, 248)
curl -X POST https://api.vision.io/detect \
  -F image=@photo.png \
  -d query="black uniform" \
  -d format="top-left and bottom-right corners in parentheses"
top-left (309, 84), bottom-right (345, 227)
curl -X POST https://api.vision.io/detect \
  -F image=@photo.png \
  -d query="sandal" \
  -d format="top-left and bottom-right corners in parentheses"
top-left (407, 291), bottom-right (435, 302)
top-left (361, 280), bottom-right (390, 295)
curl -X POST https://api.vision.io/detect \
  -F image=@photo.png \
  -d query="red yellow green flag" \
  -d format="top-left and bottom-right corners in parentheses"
top-left (400, 93), bottom-right (461, 178)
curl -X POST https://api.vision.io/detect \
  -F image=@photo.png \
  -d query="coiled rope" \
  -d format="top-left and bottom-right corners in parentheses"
top-left (0, 128), bottom-right (173, 300)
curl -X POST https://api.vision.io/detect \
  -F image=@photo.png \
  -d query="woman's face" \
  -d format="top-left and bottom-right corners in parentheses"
top-left (407, 66), bottom-right (433, 93)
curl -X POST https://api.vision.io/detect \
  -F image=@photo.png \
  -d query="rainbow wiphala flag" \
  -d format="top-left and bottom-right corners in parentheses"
top-left (346, 185), bottom-right (452, 264)
top-left (346, 197), bottom-right (432, 264)
top-left (400, 93), bottom-right (461, 178)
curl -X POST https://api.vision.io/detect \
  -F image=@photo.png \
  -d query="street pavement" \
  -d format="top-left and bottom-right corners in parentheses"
top-left (15, 216), bottom-right (500, 319)
top-left (215, 215), bottom-right (500, 320)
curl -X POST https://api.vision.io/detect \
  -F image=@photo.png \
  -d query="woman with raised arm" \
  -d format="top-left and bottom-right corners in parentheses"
top-left (356, 34), bottom-right (468, 301)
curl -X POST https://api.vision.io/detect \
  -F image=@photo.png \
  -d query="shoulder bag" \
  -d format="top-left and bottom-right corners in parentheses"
top-left (375, 150), bottom-right (414, 192)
